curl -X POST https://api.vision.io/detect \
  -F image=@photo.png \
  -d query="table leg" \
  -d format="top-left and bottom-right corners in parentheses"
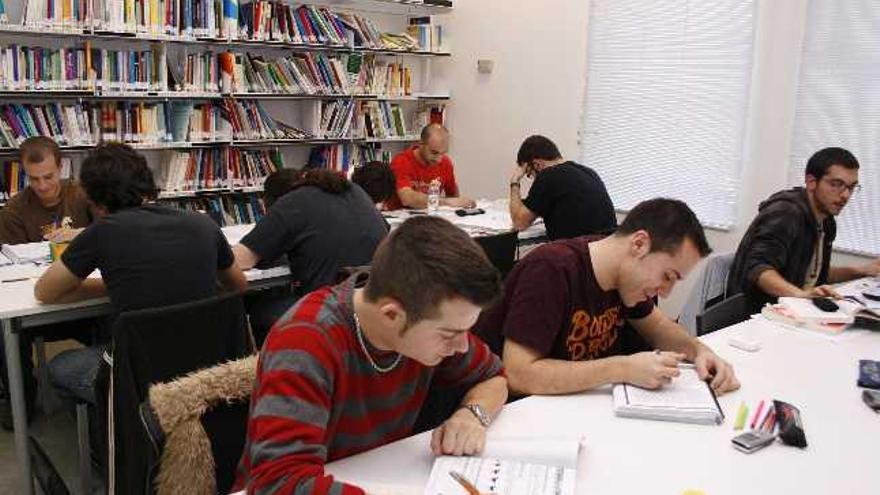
top-left (3, 318), bottom-right (34, 495)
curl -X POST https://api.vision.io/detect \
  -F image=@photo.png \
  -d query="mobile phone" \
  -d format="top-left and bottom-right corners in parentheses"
top-left (731, 430), bottom-right (776, 454)
top-left (455, 208), bottom-right (485, 216)
top-left (811, 297), bottom-right (839, 312)
top-left (863, 389), bottom-right (880, 412)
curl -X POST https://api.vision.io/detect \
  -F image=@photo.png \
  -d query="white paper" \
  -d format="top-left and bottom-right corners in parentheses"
top-left (423, 438), bottom-right (579, 495)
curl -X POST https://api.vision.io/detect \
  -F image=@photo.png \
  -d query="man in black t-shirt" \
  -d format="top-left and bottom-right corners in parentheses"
top-left (508, 135), bottom-right (617, 240)
top-left (233, 168), bottom-right (388, 343)
top-left (34, 143), bottom-right (247, 403)
top-left (475, 198), bottom-right (739, 396)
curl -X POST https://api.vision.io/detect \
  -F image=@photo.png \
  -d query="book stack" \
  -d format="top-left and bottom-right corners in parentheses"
top-left (156, 147), bottom-right (280, 192)
top-left (406, 16), bottom-right (443, 52)
top-left (238, 3), bottom-right (349, 45)
top-left (21, 0), bottom-right (90, 30)
top-left (318, 99), bottom-right (354, 139)
top-left (0, 44), bottom-right (91, 91)
top-left (166, 193), bottom-right (265, 226)
top-left (0, 102), bottom-right (96, 147)
top-left (168, 50), bottom-right (221, 93)
top-left (222, 98), bottom-right (312, 140)
top-left (92, 0), bottom-right (178, 34)
top-left (222, 51), bottom-right (357, 95)
top-left (366, 60), bottom-right (412, 97)
top-left (356, 101), bottom-right (407, 139)
top-left (91, 44), bottom-right (169, 93)
top-left (308, 143), bottom-right (387, 174)
top-left (379, 32), bottom-right (420, 51)
top-left (415, 104), bottom-right (444, 128)
top-left (94, 101), bottom-right (171, 143)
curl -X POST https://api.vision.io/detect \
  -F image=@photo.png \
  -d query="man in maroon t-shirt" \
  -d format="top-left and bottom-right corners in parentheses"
top-left (475, 198), bottom-right (740, 396)
top-left (385, 124), bottom-right (476, 210)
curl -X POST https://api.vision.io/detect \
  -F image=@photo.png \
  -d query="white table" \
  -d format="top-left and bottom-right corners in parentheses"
top-left (324, 319), bottom-right (880, 494)
top-left (382, 199), bottom-right (547, 242)
top-left (1, 229), bottom-right (292, 495)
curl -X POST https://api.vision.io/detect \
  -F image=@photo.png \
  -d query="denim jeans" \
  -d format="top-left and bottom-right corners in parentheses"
top-left (47, 346), bottom-right (105, 404)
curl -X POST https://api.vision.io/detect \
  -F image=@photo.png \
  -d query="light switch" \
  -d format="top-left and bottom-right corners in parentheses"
top-left (477, 59), bottom-right (494, 74)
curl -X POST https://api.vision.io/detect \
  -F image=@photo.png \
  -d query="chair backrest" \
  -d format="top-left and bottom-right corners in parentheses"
top-left (474, 230), bottom-right (518, 279)
top-left (679, 252), bottom-right (736, 335)
top-left (107, 292), bottom-right (253, 495)
top-left (696, 293), bottom-right (750, 336)
top-left (140, 354), bottom-right (257, 495)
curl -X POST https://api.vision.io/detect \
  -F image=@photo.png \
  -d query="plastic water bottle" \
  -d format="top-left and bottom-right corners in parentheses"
top-left (427, 180), bottom-right (441, 214)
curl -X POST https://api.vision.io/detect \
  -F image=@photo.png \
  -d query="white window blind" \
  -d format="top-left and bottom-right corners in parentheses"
top-left (579, 0), bottom-right (755, 230)
top-left (788, 0), bottom-right (880, 257)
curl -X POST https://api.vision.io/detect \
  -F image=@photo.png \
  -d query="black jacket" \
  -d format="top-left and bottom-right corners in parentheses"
top-left (727, 187), bottom-right (836, 312)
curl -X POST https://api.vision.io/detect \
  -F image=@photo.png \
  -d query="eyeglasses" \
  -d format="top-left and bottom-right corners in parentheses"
top-left (824, 178), bottom-right (861, 195)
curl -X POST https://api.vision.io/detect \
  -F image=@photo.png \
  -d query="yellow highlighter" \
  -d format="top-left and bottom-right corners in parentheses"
top-left (733, 401), bottom-right (749, 430)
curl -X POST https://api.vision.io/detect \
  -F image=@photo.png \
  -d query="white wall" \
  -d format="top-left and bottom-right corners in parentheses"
top-left (444, 0), bottom-right (872, 318)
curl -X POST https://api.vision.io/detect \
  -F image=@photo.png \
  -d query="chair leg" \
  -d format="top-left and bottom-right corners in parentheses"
top-left (76, 403), bottom-right (92, 495)
top-left (34, 337), bottom-right (50, 412)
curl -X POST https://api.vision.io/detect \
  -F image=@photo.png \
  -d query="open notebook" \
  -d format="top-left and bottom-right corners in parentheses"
top-left (423, 438), bottom-right (580, 495)
top-left (1, 241), bottom-right (51, 264)
top-left (612, 364), bottom-right (724, 425)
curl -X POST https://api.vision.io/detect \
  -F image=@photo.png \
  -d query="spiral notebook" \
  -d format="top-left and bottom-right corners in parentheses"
top-left (612, 364), bottom-right (724, 425)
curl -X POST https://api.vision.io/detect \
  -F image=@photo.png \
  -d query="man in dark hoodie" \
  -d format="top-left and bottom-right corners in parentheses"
top-left (728, 147), bottom-right (880, 312)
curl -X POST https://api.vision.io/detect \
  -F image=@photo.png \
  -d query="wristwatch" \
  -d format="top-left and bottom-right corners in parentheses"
top-left (509, 181), bottom-right (521, 189)
top-left (459, 403), bottom-right (491, 427)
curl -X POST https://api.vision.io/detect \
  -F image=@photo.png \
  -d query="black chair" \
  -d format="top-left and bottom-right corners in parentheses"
top-left (696, 293), bottom-right (750, 336)
top-left (139, 355), bottom-right (256, 495)
top-left (95, 292), bottom-right (253, 495)
top-left (474, 231), bottom-right (519, 279)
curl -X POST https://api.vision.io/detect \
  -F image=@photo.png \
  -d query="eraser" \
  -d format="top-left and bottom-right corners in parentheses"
top-left (728, 336), bottom-right (761, 352)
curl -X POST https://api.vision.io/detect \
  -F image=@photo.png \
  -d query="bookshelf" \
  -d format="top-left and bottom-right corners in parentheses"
top-left (0, 0), bottom-right (452, 224)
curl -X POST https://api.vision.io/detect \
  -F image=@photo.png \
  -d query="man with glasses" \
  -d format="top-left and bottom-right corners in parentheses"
top-left (728, 147), bottom-right (880, 312)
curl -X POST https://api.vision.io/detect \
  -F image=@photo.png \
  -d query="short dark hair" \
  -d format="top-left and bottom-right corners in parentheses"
top-left (516, 135), bottom-right (562, 165)
top-left (79, 143), bottom-right (158, 213)
top-left (420, 123), bottom-right (448, 142)
top-left (365, 216), bottom-right (501, 323)
top-left (616, 198), bottom-right (712, 257)
top-left (805, 147), bottom-right (859, 181)
top-left (351, 161), bottom-right (396, 204)
top-left (263, 168), bottom-right (350, 208)
top-left (20, 136), bottom-right (61, 167)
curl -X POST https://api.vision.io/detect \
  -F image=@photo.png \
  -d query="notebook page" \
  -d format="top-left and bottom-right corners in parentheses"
top-left (424, 456), bottom-right (576, 495)
top-left (482, 438), bottom-right (580, 469)
top-left (621, 365), bottom-right (716, 410)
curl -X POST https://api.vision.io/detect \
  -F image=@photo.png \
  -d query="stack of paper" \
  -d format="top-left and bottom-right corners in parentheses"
top-left (1, 242), bottom-right (51, 264)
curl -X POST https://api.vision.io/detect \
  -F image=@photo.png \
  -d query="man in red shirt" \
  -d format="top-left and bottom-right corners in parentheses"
top-left (234, 216), bottom-right (508, 495)
top-left (385, 124), bottom-right (476, 210)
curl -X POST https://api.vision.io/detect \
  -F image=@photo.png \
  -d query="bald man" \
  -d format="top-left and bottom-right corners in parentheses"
top-left (385, 124), bottom-right (476, 210)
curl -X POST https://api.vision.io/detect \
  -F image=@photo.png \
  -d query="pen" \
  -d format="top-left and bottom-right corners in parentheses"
top-left (449, 470), bottom-right (481, 495)
top-left (1, 277), bottom-right (31, 283)
top-left (750, 400), bottom-right (765, 430)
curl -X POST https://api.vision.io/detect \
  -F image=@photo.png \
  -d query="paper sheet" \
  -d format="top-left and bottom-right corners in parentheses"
top-left (423, 438), bottom-right (579, 495)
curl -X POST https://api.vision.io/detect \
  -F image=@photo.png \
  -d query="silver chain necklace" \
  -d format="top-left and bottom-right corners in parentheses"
top-left (353, 312), bottom-right (402, 373)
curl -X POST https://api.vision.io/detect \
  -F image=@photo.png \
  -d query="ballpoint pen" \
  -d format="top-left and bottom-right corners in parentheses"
top-left (449, 470), bottom-right (481, 495)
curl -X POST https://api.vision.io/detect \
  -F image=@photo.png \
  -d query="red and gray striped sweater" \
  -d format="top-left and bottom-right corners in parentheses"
top-left (233, 275), bottom-right (504, 495)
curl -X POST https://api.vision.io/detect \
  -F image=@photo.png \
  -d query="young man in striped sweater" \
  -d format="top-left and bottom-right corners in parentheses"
top-left (234, 216), bottom-right (509, 495)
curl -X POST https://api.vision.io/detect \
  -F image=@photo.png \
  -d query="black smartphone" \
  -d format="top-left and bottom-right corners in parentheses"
top-left (455, 208), bottom-right (485, 216)
top-left (812, 297), bottom-right (839, 312)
